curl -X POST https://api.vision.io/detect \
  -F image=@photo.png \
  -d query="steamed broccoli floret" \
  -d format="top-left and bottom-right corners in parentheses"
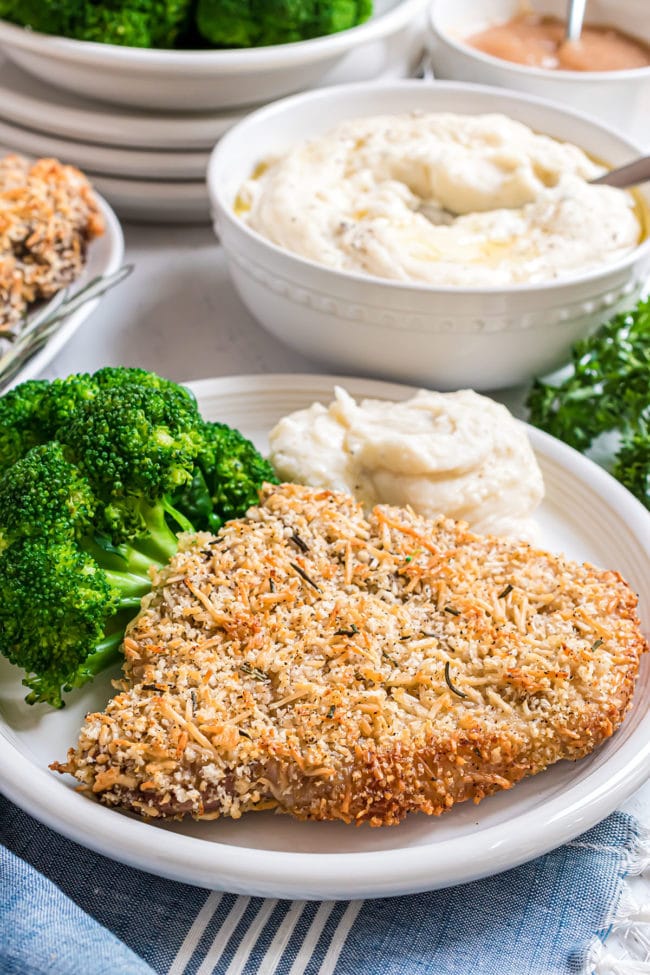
top-left (0, 432), bottom-right (184, 707)
top-left (0, 538), bottom-right (122, 708)
top-left (0, 0), bottom-right (372, 49)
top-left (1, 369), bottom-right (201, 542)
top-left (0, 367), bottom-right (274, 707)
top-left (0, 373), bottom-right (99, 469)
top-left (0, 379), bottom-right (49, 468)
top-left (75, 3), bottom-right (193, 48)
top-left (36, 373), bottom-right (99, 434)
top-left (0, 443), bottom-right (96, 547)
top-left (172, 420), bottom-right (278, 532)
top-left (0, 1), bottom-right (193, 48)
top-left (0, 1), bottom-right (75, 36)
top-left (196, 0), bottom-right (372, 48)
top-left (57, 378), bottom-right (202, 543)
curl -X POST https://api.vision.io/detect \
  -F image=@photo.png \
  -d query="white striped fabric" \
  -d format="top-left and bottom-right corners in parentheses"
top-left (223, 899), bottom-right (278, 975)
top-left (195, 896), bottom-right (251, 975)
top-left (167, 892), bottom-right (223, 975)
top-left (257, 901), bottom-right (307, 975)
top-left (168, 894), bottom-right (363, 975)
top-left (317, 902), bottom-right (363, 975)
top-left (287, 901), bottom-right (337, 975)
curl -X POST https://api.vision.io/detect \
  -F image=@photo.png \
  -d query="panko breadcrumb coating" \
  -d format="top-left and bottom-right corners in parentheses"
top-left (0, 155), bottom-right (104, 331)
top-left (54, 484), bottom-right (647, 827)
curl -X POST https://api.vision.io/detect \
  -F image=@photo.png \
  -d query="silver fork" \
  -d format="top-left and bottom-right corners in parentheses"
top-left (0, 265), bottom-right (133, 391)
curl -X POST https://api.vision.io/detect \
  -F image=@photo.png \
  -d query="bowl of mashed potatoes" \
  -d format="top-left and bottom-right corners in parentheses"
top-left (429, 0), bottom-right (650, 143)
top-left (208, 80), bottom-right (650, 390)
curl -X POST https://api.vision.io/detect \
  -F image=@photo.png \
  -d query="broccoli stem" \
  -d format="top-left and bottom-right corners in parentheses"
top-left (84, 535), bottom-right (158, 577)
top-left (162, 496), bottom-right (194, 534)
top-left (103, 570), bottom-right (153, 604)
top-left (24, 628), bottom-right (130, 707)
top-left (84, 497), bottom-right (188, 578)
top-left (33, 500), bottom-right (189, 707)
top-left (58, 498), bottom-right (196, 698)
top-left (67, 630), bottom-right (125, 686)
top-left (127, 498), bottom-right (190, 565)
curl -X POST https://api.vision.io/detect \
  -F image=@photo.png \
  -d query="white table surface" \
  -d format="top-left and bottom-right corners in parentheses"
top-left (39, 218), bottom-right (650, 842)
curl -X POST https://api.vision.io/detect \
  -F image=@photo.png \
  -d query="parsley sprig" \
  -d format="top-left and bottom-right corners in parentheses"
top-left (527, 297), bottom-right (650, 509)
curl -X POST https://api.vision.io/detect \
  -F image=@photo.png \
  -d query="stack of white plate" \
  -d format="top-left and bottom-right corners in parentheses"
top-left (0, 0), bottom-right (428, 223)
top-left (0, 56), bottom-right (232, 222)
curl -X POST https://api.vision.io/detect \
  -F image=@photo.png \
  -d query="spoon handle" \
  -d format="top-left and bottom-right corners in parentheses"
top-left (591, 156), bottom-right (650, 189)
top-left (565, 0), bottom-right (588, 43)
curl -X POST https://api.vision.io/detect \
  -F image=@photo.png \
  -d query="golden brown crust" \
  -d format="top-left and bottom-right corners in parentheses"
top-left (0, 154), bottom-right (104, 330)
top-left (53, 484), bottom-right (647, 826)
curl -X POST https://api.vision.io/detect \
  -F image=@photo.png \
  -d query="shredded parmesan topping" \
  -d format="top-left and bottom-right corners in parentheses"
top-left (55, 484), bottom-right (647, 827)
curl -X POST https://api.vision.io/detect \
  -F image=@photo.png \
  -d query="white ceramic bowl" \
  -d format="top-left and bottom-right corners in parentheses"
top-left (0, 0), bottom-right (427, 111)
top-left (429, 0), bottom-right (650, 145)
top-left (208, 81), bottom-right (650, 392)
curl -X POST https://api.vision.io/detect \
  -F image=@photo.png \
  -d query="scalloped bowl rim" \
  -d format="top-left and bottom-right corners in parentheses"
top-left (209, 80), bottom-right (650, 297)
top-left (0, 1), bottom-right (427, 71)
top-left (428, 0), bottom-right (650, 83)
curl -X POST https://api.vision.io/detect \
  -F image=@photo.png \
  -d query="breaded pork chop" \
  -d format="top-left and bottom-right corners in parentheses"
top-left (54, 484), bottom-right (647, 826)
top-left (0, 154), bottom-right (104, 330)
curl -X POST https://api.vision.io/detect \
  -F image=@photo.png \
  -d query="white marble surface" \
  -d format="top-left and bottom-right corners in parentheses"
top-left (42, 223), bottom-right (314, 384)
top-left (41, 221), bottom-right (650, 831)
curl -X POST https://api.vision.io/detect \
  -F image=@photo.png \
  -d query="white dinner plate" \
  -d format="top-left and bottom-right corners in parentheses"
top-left (0, 117), bottom-right (209, 180)
top-left (4, 193), bottom-right (124, 389)
top-left (86, 174), bottom-right (209, 224)
top-left (0, 41), bottom-right (419, 155)
top-left (0, 373), bottom-right (648, 900)
top-left (0, 55), bottom-right (247, 150)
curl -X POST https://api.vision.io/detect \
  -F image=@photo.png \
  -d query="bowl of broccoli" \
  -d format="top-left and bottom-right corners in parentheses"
top-left (0, 366), bottom-right (277, 708)
top-left (0, 0), bottom-right (429, 111)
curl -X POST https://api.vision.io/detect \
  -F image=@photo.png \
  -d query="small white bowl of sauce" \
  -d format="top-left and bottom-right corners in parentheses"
top-left (429, 0), bottom-right (650, 144)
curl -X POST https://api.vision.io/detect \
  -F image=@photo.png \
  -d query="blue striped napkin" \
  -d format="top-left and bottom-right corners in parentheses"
top-left (0, 794), bottom-right (645, 975)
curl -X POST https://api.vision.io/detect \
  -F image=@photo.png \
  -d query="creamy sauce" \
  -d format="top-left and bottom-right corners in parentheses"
top-left (269, 387), bottom-right (545, 540)
top-left (238, 113), bottom-right (641, 287)
top-left (468, 14), bottom-right (650, 72)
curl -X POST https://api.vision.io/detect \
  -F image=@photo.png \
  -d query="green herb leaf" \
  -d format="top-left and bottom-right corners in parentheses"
top-left (241, 663), bottom-right (269, 682)
top-left (290, 561), bottom-right (322, 593)
top-left (444, 660), bottom-right (467, 699)
top-left (335, 624), bottom-right (359, 637)
top-left (527, 296), bottom-right (650, 510)
top-left (290, 532), bottom-right (309, 553)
